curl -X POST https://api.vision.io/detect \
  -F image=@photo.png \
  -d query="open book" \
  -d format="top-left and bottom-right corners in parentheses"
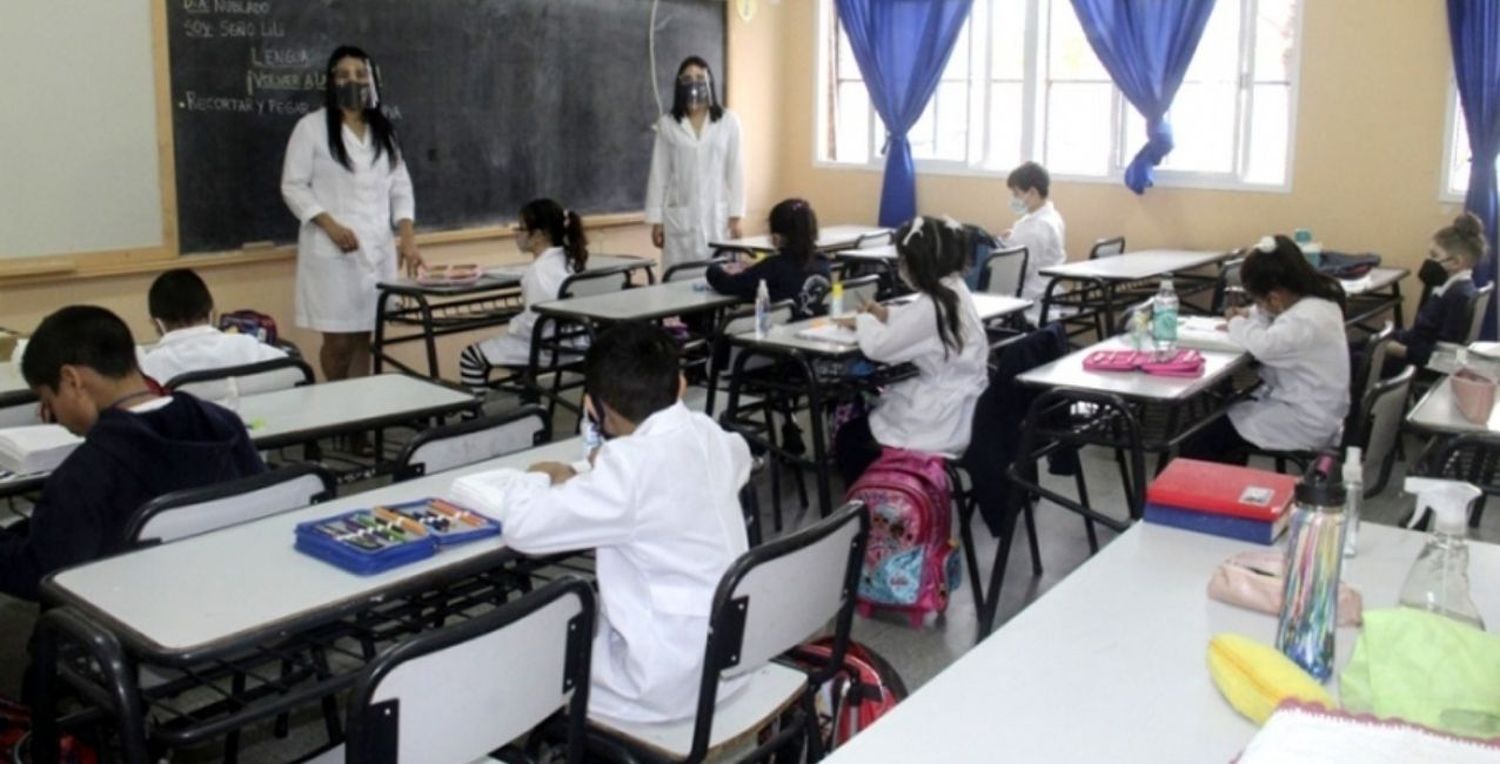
top-left (1173, 315), bottom-right (1245, 353)
top-left (794, 323), bottom-right (859, 346)
top-left (0, 425), bottom-right (83, 475)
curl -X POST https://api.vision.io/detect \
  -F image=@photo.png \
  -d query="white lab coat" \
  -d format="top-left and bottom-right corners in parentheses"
top-left (139, 326), bottom-right (287, 386)
top-left (449, 402), bottom-right (752, 724)
top-left (644, 111), bottom-right (746, 270)
top-left (1003, 201), bottom-right (1067, 318)
top-left (472, 248), bottom-right (574, 367)
top-left (1226, 297), bottom-right (1350, 450)
top-left (855, 277), bottom-right (990, 456)
top-left (281, 109), bottom-right (416, 333)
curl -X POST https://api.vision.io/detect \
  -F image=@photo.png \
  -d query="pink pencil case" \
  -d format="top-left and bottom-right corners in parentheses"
top-left (1083, 349), bottom-right (1205, 377)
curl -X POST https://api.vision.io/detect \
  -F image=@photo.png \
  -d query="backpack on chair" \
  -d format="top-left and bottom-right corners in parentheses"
top-left (846, 447), bottom-right (961, 626)
top-left (785, 637), bottom-right (908, 751)
top-left (217, 310), bottom-right (279, 345)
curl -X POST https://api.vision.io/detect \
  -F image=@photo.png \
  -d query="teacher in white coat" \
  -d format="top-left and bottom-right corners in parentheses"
top-left (645, 56), bottom-right (746, 270)
top-left (281, 45), bottom-right (421, 390)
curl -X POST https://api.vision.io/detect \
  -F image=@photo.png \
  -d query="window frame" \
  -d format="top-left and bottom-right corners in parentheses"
top-left (1442, 78), bottom-right (1473, 204)
top-left (812, 0), bottom-right (1304, 194)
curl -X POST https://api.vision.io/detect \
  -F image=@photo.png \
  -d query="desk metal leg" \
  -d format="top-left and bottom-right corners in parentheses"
top-left (798, 356), bottom-right (835, 517)
top-left (1393, 282), bottom-right (1405, 328)
top-left (417, 296), bottom-right (440, 379)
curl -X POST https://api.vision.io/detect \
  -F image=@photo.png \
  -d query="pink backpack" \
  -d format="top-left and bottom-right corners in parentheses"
top-left (846, 448), bottom-right (960, 626)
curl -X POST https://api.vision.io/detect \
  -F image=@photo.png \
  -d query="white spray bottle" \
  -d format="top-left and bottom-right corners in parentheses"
top-left (1397, 477), bottom-right (1486, 629)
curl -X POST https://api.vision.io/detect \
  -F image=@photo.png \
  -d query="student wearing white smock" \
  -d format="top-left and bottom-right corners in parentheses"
top-left (450, 324), bottom-right (751, 724)
top-left (1000, 162), bottom-right (1066, 323)
top-left (139, 268), bottom-right (287, 387)
top-left (833, 218), bottom-right (990, 484)
top-left (458, 199), bottom-right (587, 393)
top-left (1182, 236), bottom-right (1350, 464)
top-left (280, 46), bottom-right (421, 388)
top-left (645, 56), bottom-right (746, 271)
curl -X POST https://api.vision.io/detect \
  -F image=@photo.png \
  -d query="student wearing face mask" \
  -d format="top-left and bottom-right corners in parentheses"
top-left (999, 161), bottom-right (1066, 322)
top-left (1180, 236), bottom-right (1350, 465)
top-left (1386, 213), bottom-right (1484, 370)
top-left (645, 56), bottom-right (746, 271)
top-left (459, 199), bottom-right (589, 394)
top-left (281, 46), bottom-right (421, 398)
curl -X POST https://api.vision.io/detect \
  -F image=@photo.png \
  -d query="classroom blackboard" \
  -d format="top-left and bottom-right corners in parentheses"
top-left (166, 0), bottom-right (726, 255)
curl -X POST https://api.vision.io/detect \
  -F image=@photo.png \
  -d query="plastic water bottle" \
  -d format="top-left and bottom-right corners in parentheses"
top-left (1398, 477), bottom-right (1486, 629)
top-left (830, 279), bottom-right (845, 317)
top-left (1342, 447), bottom-right (1363, 558)
top-left (1129, 301), bottom-right (1153, 351)
top-left (1276, 456), bottom-right (1347, 682)
top-left (221, 376), bottom-right (241, 412)
top-left (754, 279), bottom-right (771, 339)
top-left (1151, 280), bottom-right (1179, 358)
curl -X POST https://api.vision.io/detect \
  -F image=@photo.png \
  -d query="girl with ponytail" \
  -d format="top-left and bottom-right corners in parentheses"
top-left (460, 199), bottom-right (589, 393)
top-left (831, 215), bottom-right (990, 484)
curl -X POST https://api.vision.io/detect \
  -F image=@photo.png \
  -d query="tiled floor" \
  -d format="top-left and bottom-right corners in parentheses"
top-left (0, 396), bottom-right (1490, 761)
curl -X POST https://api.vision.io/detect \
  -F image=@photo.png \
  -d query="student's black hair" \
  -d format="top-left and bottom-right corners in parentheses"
top-left (1006, 161), bottom-right (1051, 198)
top-left (583, 322), bottom-right (680, 425)
top-left (1434, 211), bottom-right (1488, 264)
top-left (769, 198), bottom-right (819, 270)
top-left (1239, 235), bottom-right (1346, 308)
top-left (669, 56), bottom-right (725, 123)
top-left (519, 198), bottom-right (589, 272)
top-left (148, 268), bottom-right (214, 327)
top-left (21, 306), bottom-right (140, 391)
top-left (324, 46), bottom-right (401, 171)
top-left (894, 217), bottom-right (969, 358)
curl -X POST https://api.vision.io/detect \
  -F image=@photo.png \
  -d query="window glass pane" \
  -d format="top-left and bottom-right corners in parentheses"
top-left (909, 97), bottom-right (939, 159)
top-left (1121, 83), bottom-right (1237, 173)
top-left (1047, 0), bottom-right (1109, 81)
top-left (945, 22), bottom-right (972, 81)
top-left (986, 81), bottom-right (1025, 170)
top-left (1450, 108), bottom-right (1472, 196)
top-left (1245, 84), bottom-right (1290, 184)
top-left (836, 24), bottom-right (860, 76)
top-left (1254, 0), bottom-right (1297, 82)
top-left (991, 0), bottom-right (1028, 80)
top-left (1045, 82), bottom-right (1113, 175)
top-left (1185, 0), bottom-right (1241, 85)
top-left (834, 81), bottom-right (872, 164)
top-left (933, 81), bottom-right (970, 161)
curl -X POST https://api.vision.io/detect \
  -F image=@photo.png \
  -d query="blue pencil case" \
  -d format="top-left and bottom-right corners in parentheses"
top-left (381, 498), bottom-right (501, 546)
top-left (294, 509), bottom-right (439, 575)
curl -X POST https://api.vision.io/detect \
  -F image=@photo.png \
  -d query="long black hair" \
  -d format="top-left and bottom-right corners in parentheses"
top-left (769, 198), bottom-right (819, 270)
top-left (669, 56), bottom-right (724, 122)
top-left (894, 216), bottom-right (969, 357)
top-left (520, 198), bottom-right (588, 273)
top-left (1240, 235), bottom-right (1345, 308)
top-left (324, 46), bottom-right (400, 171)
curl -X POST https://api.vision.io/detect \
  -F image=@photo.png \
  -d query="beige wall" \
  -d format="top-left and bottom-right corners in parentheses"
top-left (0, 10), bottom-right (783, 378)
top-left (774, 0), bottom-right (1463, 318)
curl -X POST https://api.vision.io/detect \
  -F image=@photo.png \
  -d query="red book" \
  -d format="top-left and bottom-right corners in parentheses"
top-left (1146, 458), bottom-right (1298, 523)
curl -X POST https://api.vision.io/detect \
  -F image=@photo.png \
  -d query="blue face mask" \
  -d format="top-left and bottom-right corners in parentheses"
top-left (1009, 196), bottom-right (1028, 215)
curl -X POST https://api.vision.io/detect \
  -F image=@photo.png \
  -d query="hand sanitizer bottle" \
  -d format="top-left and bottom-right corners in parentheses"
top-left (1398, 477), bottom-right (1486, 629)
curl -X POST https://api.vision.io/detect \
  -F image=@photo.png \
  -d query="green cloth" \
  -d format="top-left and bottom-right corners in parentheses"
top-left (1341, 608), bottom-right (1500, 738)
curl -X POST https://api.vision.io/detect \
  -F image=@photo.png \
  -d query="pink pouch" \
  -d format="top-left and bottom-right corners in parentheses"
top-left (1208, 550), bottom-right (1363, 626)
top-left (1141, 349), bottom-right (1205, 377)
top-left (1083, 350), bottom-right (1149, 372)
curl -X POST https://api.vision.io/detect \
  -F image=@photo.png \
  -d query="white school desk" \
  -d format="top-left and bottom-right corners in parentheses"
top-left (827, 522), bottom-right (1500, 762)
top-left (0, 374), bottom-right (479, 499)
top-left (834, 244), bottom-right (897, 263)
top-left (742, 294), bottom-right (1033, 358)
top-left (1038, 249), bottom-right (1232, 334)
top-left (1341, 266), bottom-right (1412, 329)
top-left (373, 254), bottom-right (654, 379)
top-left (710, 225), bottom-right (892, 257)
top-left (532, 279), bottom-right (742, 324)
top-left (43, 436), bottom-right (579, 660)
top-left (1017, 336), bottom-right (1249, 403)
top-left (1406, 375), bottom-right (1500, 436)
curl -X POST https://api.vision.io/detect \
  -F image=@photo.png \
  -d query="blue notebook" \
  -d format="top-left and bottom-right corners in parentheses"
top-left (1143, 502), bottom-right (1288, 545)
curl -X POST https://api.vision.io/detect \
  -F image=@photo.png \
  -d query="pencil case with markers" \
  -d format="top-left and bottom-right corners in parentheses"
top-left (293, 498), bottom-right (500, 575)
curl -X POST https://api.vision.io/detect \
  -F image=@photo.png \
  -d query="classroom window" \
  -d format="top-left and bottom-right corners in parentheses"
top-left (817, 0), bottom-right (1300, 189)
top-left (1443, 87), bottom-right (1496, 200)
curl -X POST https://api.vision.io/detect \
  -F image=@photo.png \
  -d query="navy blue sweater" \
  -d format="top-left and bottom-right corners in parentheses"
top-left (706, 254), bottom-right (833, 319)
top-left (1394, 278), bottom-right (1476, 367)
top-left (0, 394), bottom-right (264, 601)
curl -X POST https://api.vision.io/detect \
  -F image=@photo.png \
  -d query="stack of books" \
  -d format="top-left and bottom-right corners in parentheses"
top-left (0, 425), bottom-right (83, 475)
top-left (1144, 458), bottom-right (1298, 544)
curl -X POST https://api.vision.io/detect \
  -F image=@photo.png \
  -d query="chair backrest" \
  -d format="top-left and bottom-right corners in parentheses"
top-left (0, 401), bottom-right (40, 428)
top-left (687, 502), bottom-right (869, 759)
top-left (393, 406), bottom-right (551, 481)
top-left (1355, 322), bottom-right (1397, 405)
top-left (978, 246), bottom-right (1029, 297)
top-left (1209, 257), bottom-right (1246, 314)
top-left (664, 259), bottom-right (719, 283)
top-left (559, 268), bottom-right (632, 299)
top-left (1349, 365), bottom-right (1415, 491)
top-left (1088, 236), bottom-right (1126, 260)
top-left (345, 577), bottom-right (595, 764)
top-left (1466, 283), bottom-right (1494, 344)
top-left (166, 356), bottom-right (315, 400)
top-left (840, 273), bottom-right (882, 309)
top-left (125, 464), bottom-right (335, 547)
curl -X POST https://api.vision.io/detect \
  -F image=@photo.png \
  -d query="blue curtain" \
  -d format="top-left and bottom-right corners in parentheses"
top-left (836, 0), bottom-right (973, 226)
top-left (1070, 0), bottom-right (1216, 194)
top-left (1448, 0), bottom-right (1500, 339)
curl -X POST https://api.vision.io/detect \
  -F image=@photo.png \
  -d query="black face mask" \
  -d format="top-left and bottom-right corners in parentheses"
top-left (335, 82), bottom-right (370, 112)
top-left (1419, 258), bottom-right (1451, 288)
top-left (676, 80), bottom-right (711, 110)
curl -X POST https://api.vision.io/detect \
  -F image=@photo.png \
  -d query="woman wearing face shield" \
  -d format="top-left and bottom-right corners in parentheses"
top-left (644, 56), bottom-right (746, 270)
top-left (281, 45), bottom-right (421, 395)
